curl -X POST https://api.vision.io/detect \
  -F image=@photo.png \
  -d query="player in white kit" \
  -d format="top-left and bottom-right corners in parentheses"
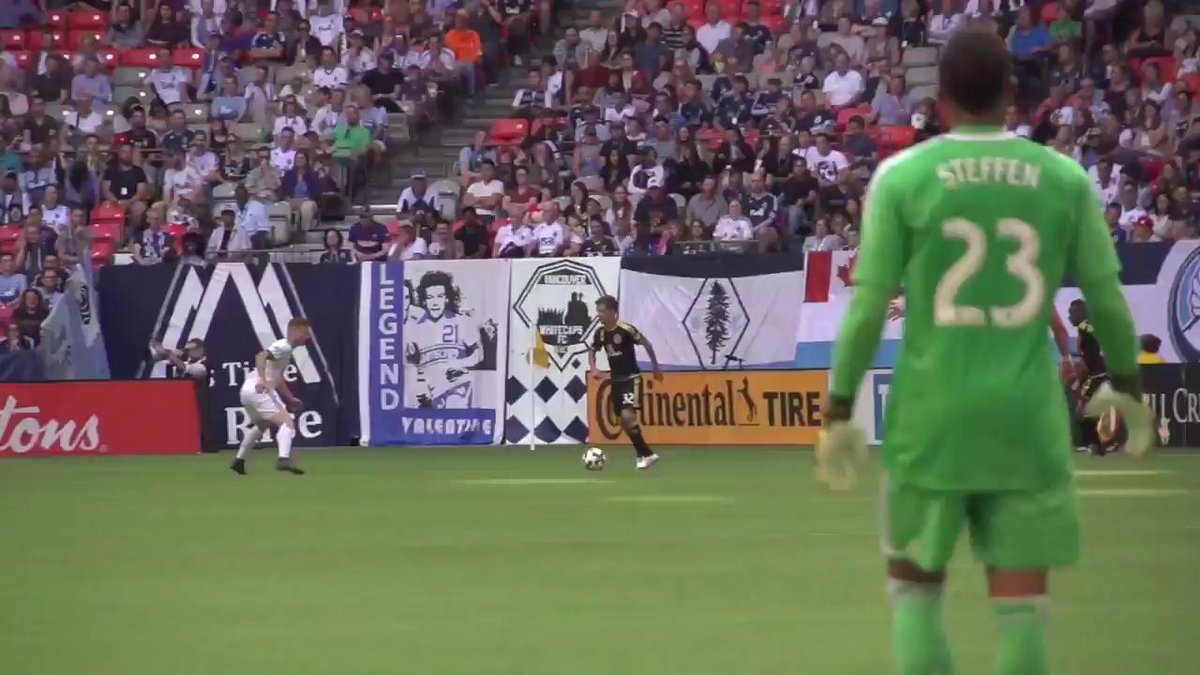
top-left (230, 317), bottom-right (312, 476)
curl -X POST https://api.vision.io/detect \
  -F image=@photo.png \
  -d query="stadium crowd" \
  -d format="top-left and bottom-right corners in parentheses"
top-left (0, 0), bottom-right (1199, 347)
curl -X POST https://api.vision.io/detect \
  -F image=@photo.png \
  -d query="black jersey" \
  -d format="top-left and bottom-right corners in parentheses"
top-left (1077, 320), bottom-right (1107, 377)
top-left (592, 321), bottom-right (644, 380)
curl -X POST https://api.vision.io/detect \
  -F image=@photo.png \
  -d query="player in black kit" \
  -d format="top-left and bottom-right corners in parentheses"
top-left (1069, 299), bottom-right (1114, 455)
top-left (588, 295), bottom-right (664, 470)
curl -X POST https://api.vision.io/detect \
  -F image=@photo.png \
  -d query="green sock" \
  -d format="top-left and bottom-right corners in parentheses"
top-left (890, 581), bottom-right (954, 675)
top-left (993, 598), bottom-right (1049, 675)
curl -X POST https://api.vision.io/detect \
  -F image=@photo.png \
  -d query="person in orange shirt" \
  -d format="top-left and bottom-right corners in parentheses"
top-left (445, 11), bottom-right (484, 101)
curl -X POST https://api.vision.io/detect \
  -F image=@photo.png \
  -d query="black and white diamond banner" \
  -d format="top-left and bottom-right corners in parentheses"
top-left (504, 257), bottom-right (621, 445)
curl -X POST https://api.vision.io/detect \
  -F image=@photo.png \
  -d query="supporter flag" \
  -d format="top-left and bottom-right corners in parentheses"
top-left (528, 330), bottom-right (551, 369)
top-left (617, 255), bottom-right (806, 370)
top-left (42, 237), bottom-right (110, 380)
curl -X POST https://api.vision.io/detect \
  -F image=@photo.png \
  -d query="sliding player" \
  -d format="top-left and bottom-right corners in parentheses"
top-left (588, 295), bottom-right (664, 470)
top-left (817, 29), bottom-right (1152, 675)
top-left (231, 317), bottom-right (312, 476)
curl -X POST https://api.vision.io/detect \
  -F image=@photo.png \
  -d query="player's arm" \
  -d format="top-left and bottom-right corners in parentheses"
top-left (630, 325), bottom-right (663, 381)
top-left (828, 166), bottom-right (907, 423)
top-left (253, 349), bottom-right (270, 392)
top-left (1049, 309), bottom-right (1075, 381)
top-left (588, 331), bottom-right (601, 379)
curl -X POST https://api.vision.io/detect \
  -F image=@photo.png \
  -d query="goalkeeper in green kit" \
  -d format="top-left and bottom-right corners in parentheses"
top-left (818, 29), bottom-right (1154, 675)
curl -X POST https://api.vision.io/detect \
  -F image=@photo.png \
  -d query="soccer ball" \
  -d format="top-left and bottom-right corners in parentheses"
top-left (582, 447), bottom-right (607, 471)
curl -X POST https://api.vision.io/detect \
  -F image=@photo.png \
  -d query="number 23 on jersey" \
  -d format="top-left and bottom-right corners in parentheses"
top-left (934, 217), bottom-right (1045, 329)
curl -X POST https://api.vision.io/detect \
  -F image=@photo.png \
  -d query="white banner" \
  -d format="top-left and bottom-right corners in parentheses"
top-left (618, 266), bottom-right (805, 369)
top-left (504, 257), bottom-right (621, 445)
top-left (359, 260), bottom-right (510, 445)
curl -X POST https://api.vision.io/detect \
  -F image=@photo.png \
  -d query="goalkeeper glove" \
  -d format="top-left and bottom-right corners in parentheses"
top-left (1084, 379), bottom-right (1154, 457)
top-left (815, 396), bottom-right (868, 491)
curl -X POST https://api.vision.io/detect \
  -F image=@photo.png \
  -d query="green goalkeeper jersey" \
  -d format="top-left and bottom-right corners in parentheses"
top-left (852, 126), bottom-right (1121, 491)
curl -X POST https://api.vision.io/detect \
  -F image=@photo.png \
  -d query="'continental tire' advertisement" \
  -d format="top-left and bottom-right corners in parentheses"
top-left (588, 370), bottom-right (827, 445)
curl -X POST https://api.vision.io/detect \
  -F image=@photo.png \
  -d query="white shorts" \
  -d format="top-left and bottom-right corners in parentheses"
top-left (240, 387), bottom-right (285, 425)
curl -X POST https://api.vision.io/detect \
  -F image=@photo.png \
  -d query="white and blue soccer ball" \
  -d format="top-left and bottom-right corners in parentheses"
top-left (582, 447), bottom-right (607, 471)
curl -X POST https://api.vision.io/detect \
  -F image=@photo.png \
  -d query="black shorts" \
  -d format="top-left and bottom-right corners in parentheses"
top-left (609, 375), bottom-right (643, 415)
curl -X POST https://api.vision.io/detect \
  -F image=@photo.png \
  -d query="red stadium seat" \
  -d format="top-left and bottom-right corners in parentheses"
top-left (836, 105), bottom-right (873, 132)
top-left (370, 7), bottom-right (386, 22)
top-left (120, 48), bottom-right (161, 68)
top-left (68, 9), bottom-right (108, 30)
top-left (67, 29), bottom-right (103, 51)
top-left (1185, 73), bottom-right (1200, 100)
top-left (92, 243), bottom-right (115, 266)
top-left (759, 0), bottom-right (783, 15)
top-left (348, 7), bottom-right (369, 24)
top-left (718, 0), bottom-right (743, 17)
top-left (874, 125), bottom-right (917, 158)
top-left (164, 224), bottom-right (188, 253)
top-left (91, 204), bottom-right (126, 225)
top-left (98, 48), bottom-right (119, 69)
top-left (687, 16), bottom-right (707, 29)
top-left (172, 47), bottom-right (205, 69)
top-left (386, 220), bottom-right (401, 239)
top-left (46, 10), bottom-right (68, 29)
top-left (762, 14), bottom-right (787, 33)
top-left (0, 303), bottom-right (13, 331)
top-left (487, 118), bottom-right (529, 145)
top-left (25, 30), bottom-right (64, 51)
top-left (11, 51), bottom-right (30, 70)
top-left (0, 29), bottom-right (26, 50)
top-left (0, 226), bottom-right (19, 256)
top-left (695, 127), bottom-right (725, 151)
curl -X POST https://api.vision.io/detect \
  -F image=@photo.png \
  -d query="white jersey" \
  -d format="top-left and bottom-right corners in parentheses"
top-left (242, 339), bottom-right (294, 392)
top-left (405, 311), bottom-right (479, 408)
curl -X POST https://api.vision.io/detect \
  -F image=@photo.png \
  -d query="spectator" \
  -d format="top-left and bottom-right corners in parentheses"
top-left (0, 253), bottom-right (25, 309)
top-left (463, 160), bottom-right (506, 220)
top-left (580, 11), bottom-right (609, 53)
top-left (148, 49), bottom-right (193, 107)
top-left (163, 148), bottom-right (204, 205)
top-left (145, 2), bottom-right (189, 48)
top-left (362, 55), bottom-right (405, 113)
top-left (633, 176), bottom-right (678, 234)
top-left (579, 217), bottom-right (619, 256)
top-left (107, 3), bottom-right (146, 49)
top-left (29, 55), bottom-right (71, 105)
top-left (428, 221), bottom-right (464, 260)
top-left (281, 152), bottom-right (321, 233)
top-left (745, 173), bottom-right (779, 234)
top-left (40, 185), bottom-right (69, 236)
top-left (187, 132), bottom-right (221, 184)
top-left (697, 4), bottom-right (732, 55)
top-left (685, 176), bottom-right (729, 231)
top-left (318, 229), bottom-right (353, 264)
top-left (389, 222), bottom-right (429, 261)
top-left (927, 4), bottom-right (965, 47)
top-left (822, 52), bottom-right (864, 108)
top-left (310, 0), bottom-right (346, 48)
top-left (0, 322), bottom-right (33, 354)
top-left (245, 146), bottom-right (283, 201)
top-left (454, 207), bottom-right (489, 259)
top-left (714, 199), bottom-right (753, 242)
top-left (71, 57), bottom-right (114, 105)
top-left (10, 289), bottom-right (47, 345)
top-left (102, 144), bottom-right (150, 233)
top-left (232, 184), bottom-right (272, 250)
top-left (0, 171), bottom-right (32, 226)
top-left (133, 204), bottom-right (174, 266)
top-left (397, 173), bottom-right (444, 218)
top-left (333, 104), bottom-right (372, 203)
top-left (1007, 6), bottom-right (1053, 60)
top-left (1117, 182), bottom-right (1148, 232)
top-left (348, 206), bottom-right (390, 262)
top-left (201, 208), bottom-right (243, 260)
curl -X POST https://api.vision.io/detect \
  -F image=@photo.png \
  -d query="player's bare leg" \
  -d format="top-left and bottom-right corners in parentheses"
top-left (619, 409), bottom-right (658, 470)
top-left (268, 410), bottom-right (304, 475)
top-left (988, 568), bottom-right (1050, 675)
top-left (887, 559), bottom-right (954, 674)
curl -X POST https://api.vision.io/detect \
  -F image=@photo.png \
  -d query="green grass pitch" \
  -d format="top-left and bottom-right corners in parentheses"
top-left (2, 447), bottom-right (1199, 675)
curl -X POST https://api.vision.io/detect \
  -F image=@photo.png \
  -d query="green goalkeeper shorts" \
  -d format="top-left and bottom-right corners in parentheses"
top-left (880, 475), bottom-right (1081, 571)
